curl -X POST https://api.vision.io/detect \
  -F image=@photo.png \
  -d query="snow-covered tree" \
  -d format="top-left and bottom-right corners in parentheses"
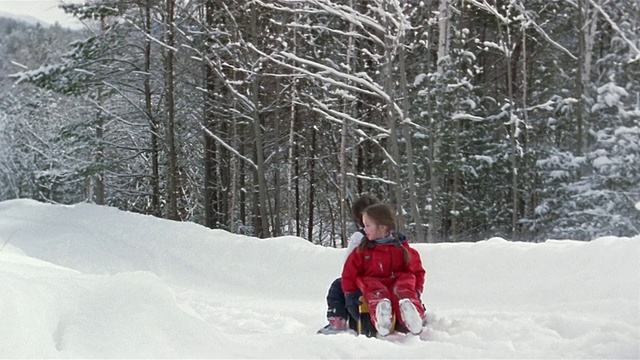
top-left (535, 0), bottom-right (640, 239)
top-left (2, 0), bottom-right (637, 243)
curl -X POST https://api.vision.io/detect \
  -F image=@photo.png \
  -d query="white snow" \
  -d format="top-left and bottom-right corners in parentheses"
top-left (413, 73), bottom-right (427, 86)
top-left (593, 155), bottom-right (614, 168)
top-left (0, 199), bottom-right (638, 359)
top-left (593, 82), bottom-right (629, 111)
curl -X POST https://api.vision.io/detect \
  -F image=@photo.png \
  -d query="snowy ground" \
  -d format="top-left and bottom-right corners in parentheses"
top-left (0, 199), bottom-right (638, 359)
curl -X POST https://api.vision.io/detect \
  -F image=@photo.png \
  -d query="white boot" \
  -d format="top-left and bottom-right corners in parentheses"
top-left (399, 299), bottom-right (423, 335)
top-left (374, 299), bottom-right (392, 337)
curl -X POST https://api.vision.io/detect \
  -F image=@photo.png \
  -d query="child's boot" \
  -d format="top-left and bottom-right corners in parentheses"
top-left (316, 316), bottom-right (349, 335)
top-left (399, 299), bottom-right (423, 335)
top-left (374, 299), bottom-right (392, 336)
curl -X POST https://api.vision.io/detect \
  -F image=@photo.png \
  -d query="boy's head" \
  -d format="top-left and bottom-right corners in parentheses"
top-left (351, 194), bottom-right (380, 228)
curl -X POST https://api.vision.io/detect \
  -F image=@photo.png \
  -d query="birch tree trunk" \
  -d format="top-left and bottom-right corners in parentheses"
top-left (576, 0), bottom-right (586, 157)
top-left (429, 0), bottom-right (451, 243)
top-left (576, 0), bottom-right (601, 156)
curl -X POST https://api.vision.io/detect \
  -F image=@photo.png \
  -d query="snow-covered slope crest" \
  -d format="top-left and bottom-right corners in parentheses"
top-left (0, 199), bottom-right (638, 359)
top-left (0, 198), bottom-right (338, 296)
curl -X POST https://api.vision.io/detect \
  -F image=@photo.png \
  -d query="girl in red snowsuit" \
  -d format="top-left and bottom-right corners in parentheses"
top-left (341, 204), bottom-right (426, 336)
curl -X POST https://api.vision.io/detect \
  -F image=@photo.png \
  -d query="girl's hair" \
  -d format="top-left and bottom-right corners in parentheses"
top-left (358, 204), bottom-right (410, 264)
top-left (351, 194), bottom-right (380, 228)
top-left (362, 203), bottom-right (397, 233)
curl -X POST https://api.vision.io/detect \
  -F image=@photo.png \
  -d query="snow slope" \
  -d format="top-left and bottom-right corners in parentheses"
top-left (0, 199), bottom-right (638, 358)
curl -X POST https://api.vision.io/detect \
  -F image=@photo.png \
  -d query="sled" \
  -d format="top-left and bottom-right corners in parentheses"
top-left (354, 279), bottom-right (406, 338)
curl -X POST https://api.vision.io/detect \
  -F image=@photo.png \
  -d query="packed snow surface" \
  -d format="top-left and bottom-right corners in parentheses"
top-left (0, 199), bottom-right (638, 358)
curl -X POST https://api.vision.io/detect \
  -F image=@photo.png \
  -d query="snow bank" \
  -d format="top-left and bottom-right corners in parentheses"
top-left (0, 199), bottom-right (638, 358)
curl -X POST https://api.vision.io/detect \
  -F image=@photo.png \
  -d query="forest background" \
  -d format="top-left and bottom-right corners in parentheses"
top-left (1, 0), bottom-right (638, 245)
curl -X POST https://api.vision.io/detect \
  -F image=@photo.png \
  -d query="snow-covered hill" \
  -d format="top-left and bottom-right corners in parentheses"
top-left (0, 199), bottom-right (638, 358)
top-left (0, 11), bottom-right (45, 27)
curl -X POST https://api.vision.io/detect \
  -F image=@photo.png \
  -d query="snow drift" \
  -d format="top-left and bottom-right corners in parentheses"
top-left (0, 199), bottom-right (638, 358)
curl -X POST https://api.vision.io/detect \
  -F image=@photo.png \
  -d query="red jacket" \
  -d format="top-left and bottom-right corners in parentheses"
top-left (341, 238), bottom-right (426, 295)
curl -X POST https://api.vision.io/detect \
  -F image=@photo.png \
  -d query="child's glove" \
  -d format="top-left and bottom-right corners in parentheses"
top-left (345, 292), bottom-right (362, 321)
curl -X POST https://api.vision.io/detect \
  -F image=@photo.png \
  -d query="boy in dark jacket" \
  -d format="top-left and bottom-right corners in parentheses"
top-left (316, 194), bottom-right (379, 334)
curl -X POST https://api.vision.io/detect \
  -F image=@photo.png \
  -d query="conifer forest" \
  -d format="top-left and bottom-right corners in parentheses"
top-left (1, 0), bottom-right (638, 244)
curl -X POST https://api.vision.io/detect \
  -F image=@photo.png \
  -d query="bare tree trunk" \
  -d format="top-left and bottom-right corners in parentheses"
top-left (143, 0), bottom-right (160, 216)
top-left (576, 0), bottom-right (586, 157)
top-left (451, 117), bottom-right (461, 241)
top-left (501, 11), bottom-right (518, 239)
top-left (250, 2), bottom-right (270, 237)
top-left (94, 84), bottom-right (105, 205)
top-left (576, 0), bottom-right (600, 160)
top-left (427, 114), bottom-right (440, 243)
top-left (428, 0), bottom-right (450, 243)
top-left (164, 0), bottom-right (179, 220)
top-left (239, 151), bottom-right (246, 226)
top-left (437, 0), bottom-right (451, 74)
top-left (338, 0), bottom-right (356, 247)
top-left (307, 127), bottom-right (316, 242)
top-left (294, 138), bottom-right (301, 236)
top-left (218, 119), bottom-right (229, 227)
top-left (285, 5), bottom-right (299, 237)
top-left (228, 93), bottom-right (238, 232)
top-left (203, 0), bottom-right (218, 228)
top-left (287, 99), bottom-right (297, 236)
top-left (273, 79), bottom-right (282, 237)
top-left (383, 6), bottom-right (403, 228)
top-left (521, 24), bottom-right (532, 226)
top-left (398, 16), bottom-right (425, 242)
top-left (339, 115), bottom-right (348, 247)
top-left (327, 195), bottom-right (336, 248)
top-left (385, 100), bottom-right (403, 227)
top-left (93, 15), bottom-right (107, 205)
top-left (583, 0), bottom-right (601, 85)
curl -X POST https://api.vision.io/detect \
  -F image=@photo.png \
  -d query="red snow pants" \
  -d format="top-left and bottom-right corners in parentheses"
top-left (357, 274), bottom-right (424, 332)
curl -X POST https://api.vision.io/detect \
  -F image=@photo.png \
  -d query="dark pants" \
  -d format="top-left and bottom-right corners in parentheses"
top-left (325, 277), bottom-right (362, 320)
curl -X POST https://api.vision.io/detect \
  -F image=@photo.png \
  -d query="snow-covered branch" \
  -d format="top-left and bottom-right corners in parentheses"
top-left (585, 0), bottom-right (640, 63)
top-left (346, 172), bottom-right (396, 185)
top-left (307, 97), bottom-right (390, 134)
top-left (200, 124), bottom-right (257, 170)
top-left (465, 0), bottom-right (511, 25)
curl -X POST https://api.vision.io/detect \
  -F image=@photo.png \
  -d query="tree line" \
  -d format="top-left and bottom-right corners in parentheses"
top-left (1, 0), bottom-right (638, 244)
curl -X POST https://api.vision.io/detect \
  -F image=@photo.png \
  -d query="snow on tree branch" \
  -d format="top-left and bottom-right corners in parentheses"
top-left (307, 97), bottom-right (390, 134)
top-left (346, 172), bottom-right (397, 185)
top-left (200, 124), bottom-right (257, 170)
top-left (585, 0), bottom-right (640, 63)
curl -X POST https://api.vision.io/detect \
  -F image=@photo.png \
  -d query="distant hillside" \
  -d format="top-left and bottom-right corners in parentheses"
top-left (0, 10), bottom-right (49, 27)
